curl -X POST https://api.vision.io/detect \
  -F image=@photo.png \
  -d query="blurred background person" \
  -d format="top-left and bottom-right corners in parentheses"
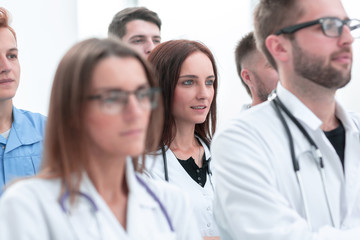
top-left (145, 40), bottom-right (219, 239)
top-left (0, 7), bottom-right (46, 194)
top-left (0, 38), bottom-right (201, 240)
top-left (108, 7), bottom-right (161, 59)
top-left (235, 31), bottom-right (278, 110)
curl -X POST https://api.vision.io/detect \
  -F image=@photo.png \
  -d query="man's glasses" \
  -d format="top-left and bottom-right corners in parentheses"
top-left (275, 17), bottom-right (360, 38)
top-left (88, 87), bottom-right (160, 115)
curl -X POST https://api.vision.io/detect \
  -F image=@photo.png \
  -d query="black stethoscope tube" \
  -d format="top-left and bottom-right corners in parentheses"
top-left (270, 91), bottom-right (335, 229)
top-left (162, 146), bottom-right (169, 181)
top-left (161, 138), bottom-right (212, 183)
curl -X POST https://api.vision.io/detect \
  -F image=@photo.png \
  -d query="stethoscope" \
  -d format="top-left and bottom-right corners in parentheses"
top-left (59, 175), bottom-right (174, 239)
top-left (269, 90), bottom-right (335, 230)
top-left (161, 136), bottom-right (213, 189)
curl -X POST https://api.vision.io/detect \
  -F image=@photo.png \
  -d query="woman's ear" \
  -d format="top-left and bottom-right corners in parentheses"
top-left (265, 35), bottom-right (290, 64)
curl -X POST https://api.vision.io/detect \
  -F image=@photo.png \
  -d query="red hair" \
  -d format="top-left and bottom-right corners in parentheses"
top-left (0, 7), bottom-right (17, 41)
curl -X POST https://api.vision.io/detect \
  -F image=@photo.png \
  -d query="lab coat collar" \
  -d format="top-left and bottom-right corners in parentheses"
top-left (277, 83), bottom-right (360, 134)
top-left (126, 158), bottom-right (158, 208)
top-left (5, 106), bottom-right (43, 153)
top-left (277, 83), bottom-right (323, 131)
top-left (195, 135), bottom-right (211, 161)
top-left (80, 158), bottom-right (158, 209)
top-left (335, 103), bottom-right (360, 215)
top-left (334, 101), bottom-right (360, 134)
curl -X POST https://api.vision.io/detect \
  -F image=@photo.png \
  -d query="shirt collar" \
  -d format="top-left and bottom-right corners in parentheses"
top-left (335, 101), bottom-right (360, 134)
top-left (276, 82), bottom-right (322, 130)
top-left (5, 106), bottom-right (43, 152)
top-left (276, 83), bottom-right (359, 133)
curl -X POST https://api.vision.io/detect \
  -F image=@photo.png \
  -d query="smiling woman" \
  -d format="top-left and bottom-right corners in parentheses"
top-left (0, 38), bottom-right (202, 240)
top-left (144, 40), bottom-right (219, 238)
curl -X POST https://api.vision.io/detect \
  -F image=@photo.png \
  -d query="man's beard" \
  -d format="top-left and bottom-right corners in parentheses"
top-left (292, 39), bottom-right (352, 90)
top-left (253, 72), bottom-right (272, 102)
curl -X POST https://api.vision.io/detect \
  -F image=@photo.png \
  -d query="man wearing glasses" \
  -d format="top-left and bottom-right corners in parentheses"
top-left (211, 0), bottom-right (360, 239)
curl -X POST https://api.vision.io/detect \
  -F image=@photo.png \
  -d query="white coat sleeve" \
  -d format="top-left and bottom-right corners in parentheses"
top-left (0, 182), bottom-right (49, 240)
top-left (211, 122), bottom-right (360, 240)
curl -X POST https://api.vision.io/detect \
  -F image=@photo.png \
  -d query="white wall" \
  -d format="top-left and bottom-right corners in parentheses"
top-left (77, 0), bottom-right (254, 127)
top-left (2, 0), bottom-right (78, 116)
top-left (2, 0), bottom-right (360, 127)
top-left (337, 1), bottom-right (360, 113)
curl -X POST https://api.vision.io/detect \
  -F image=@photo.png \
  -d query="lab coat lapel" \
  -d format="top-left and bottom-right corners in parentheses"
top-left (72, 174), bottom-right (129, 239)
top-left (337, 105), bottom-right (360, 217)
top-left (126, 158), bottom-right (158, 237)
top-left (126, 159), bottom-right (177, 239)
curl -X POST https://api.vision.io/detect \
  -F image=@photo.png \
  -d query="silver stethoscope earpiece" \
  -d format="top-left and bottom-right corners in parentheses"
top-left (271, 91), bottom-right (335, 229)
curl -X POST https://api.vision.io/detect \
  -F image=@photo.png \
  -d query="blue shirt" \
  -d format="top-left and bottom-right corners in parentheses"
top-left (0, 106), bottom-right (46, 193)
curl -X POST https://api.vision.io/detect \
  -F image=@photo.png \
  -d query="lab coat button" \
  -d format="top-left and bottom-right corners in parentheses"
top-left (207, 207), bottom-right (211, 211)
top-left (207, 223), bottom-right (211, 227)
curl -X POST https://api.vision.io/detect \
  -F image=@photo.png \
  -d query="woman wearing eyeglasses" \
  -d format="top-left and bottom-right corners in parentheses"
top-left (0, 38), bottom-right (201, 240)
top-left (144, 40), bottom-right (219, 239)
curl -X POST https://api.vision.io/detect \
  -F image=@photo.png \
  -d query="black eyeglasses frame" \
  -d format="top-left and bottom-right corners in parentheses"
top-left (275, 17), bottom-right (360, 38)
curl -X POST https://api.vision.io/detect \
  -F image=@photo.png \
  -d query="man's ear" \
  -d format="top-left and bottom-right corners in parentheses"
top-left (241, 69), bottom-right (252, 86)
top-left (265, 35), bottom-right (289, 63)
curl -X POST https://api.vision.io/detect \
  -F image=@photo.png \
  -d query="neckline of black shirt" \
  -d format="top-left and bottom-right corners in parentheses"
top-left (323, 121), bottom-right (345, 169)
top-left (177, 153), bottom-right (209, 188)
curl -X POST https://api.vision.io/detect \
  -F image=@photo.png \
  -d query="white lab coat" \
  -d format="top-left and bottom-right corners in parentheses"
top-left (211, 83), bottom-right (360, 240)
top-left (144, 136), bottom-right (219, 236)
top-left (0, 158), bottom-right (202, 240)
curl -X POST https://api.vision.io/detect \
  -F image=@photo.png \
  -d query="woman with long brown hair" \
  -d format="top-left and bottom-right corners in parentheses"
top-left (0, 38), bottom-right (201, 240)
top-left (145, 40), bottom-right (219, 239)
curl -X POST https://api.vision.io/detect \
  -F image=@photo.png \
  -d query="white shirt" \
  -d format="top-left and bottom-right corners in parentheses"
top-left (0, 158), bottom-right (202, 240)
top-left (144, 136), bottom-right (219, 236)
top-left (211, 83), bottom-right (360, 240)
top-left (240, 103), bottom-right (251, 112)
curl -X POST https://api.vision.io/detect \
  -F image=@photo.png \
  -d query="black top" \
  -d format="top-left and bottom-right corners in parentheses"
top-left (177, 153), bottom-right (209, 187)
top-left (324, 121), bottom-right (346, 169)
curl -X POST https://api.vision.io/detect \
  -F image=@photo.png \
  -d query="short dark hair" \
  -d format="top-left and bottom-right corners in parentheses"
top-left (148, 40), bottom-right (218, 148)
top-left (254, 0), bottom-right (304, 69)
top-left (108, 7), bottom-right (161, 39)
top-left (235, 32), bottom-right (257, 97)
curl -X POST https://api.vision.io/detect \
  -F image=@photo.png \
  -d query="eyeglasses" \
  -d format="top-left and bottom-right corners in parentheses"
top-left (275, 17), bottom-right (360, 38)
top-left (88, 87), bottom-right (160, 115)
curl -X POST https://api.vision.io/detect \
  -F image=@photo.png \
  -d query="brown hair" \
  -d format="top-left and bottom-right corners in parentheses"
top-left (108, 7), bottom-right (161, 39)
top-left (0, 7), bottom-right (17, 41)
top-left (254, 0), bottom-right (304, 69)
top-left (148, 40), bottom-right (217, 148)
top-left (42, 38), bottom-right (163, 197)
top-left (235, 32), bottom-right (257, 97)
